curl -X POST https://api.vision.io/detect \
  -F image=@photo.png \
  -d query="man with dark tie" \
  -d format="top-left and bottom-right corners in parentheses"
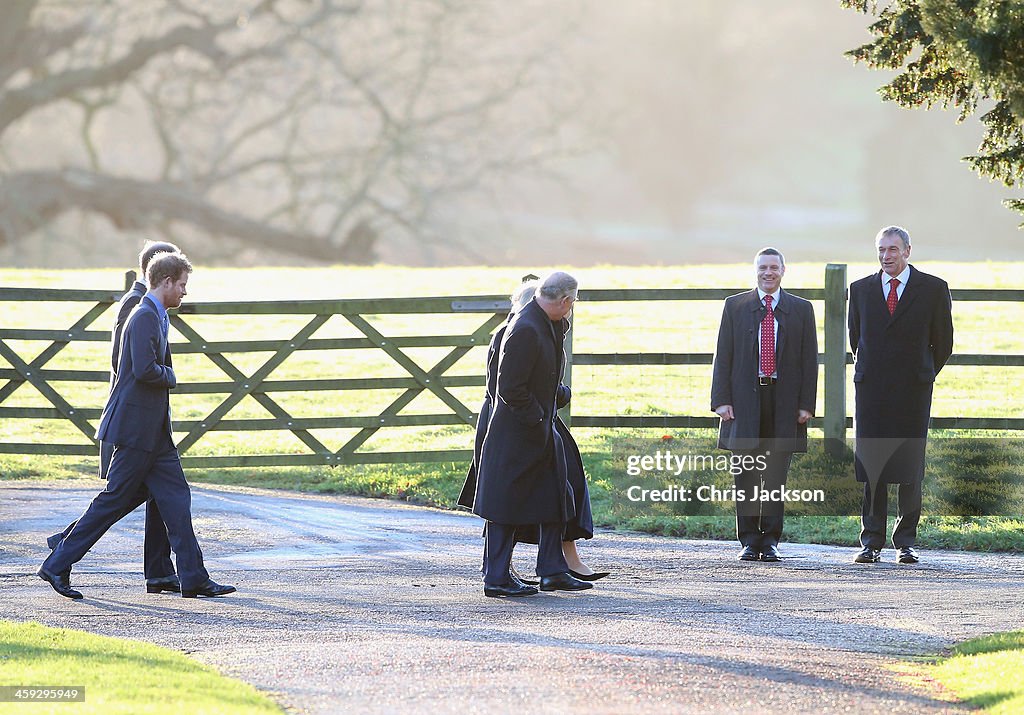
top-left (711, 248), bottom-right (818, 561)
top-left (38, 252), bottom-right (235, 600)
top-left (47, 241), bottom-right (180, 594)
top-left (849, 226), bottom-right (953, 564)
top-left (473, 271), bottom-right (592, 597)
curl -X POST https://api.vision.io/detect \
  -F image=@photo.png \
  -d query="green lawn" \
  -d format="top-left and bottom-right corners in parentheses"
top-left (2, 264), bottom-right (1023, 551)
top-left (929, 631), bottom-right (1024, 714)
top-left (0, 620), bottom-right (281, 714)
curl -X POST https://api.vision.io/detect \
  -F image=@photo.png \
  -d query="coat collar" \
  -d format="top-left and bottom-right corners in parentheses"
top-left (876, 264), bottom-right (921, 324)
top-left (747, 287), bottom-right (790, 314)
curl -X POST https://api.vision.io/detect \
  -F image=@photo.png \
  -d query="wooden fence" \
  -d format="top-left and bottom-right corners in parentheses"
top-left (1, 265), bottom-right (1022, 468)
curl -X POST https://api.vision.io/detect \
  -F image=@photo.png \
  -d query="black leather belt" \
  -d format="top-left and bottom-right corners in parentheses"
top-left (758, 376), bottom-right (777, 386)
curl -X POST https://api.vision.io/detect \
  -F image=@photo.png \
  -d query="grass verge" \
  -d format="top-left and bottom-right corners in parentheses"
top-left (0, 620), bottom-right (282, 715)
top-left (928, 631), bottom-right (1024, 714)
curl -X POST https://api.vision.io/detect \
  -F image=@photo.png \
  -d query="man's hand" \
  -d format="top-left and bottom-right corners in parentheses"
top-left (797, 409), bottom-right (813, 425)
top-left (714, 404), bottom-right (734, 421)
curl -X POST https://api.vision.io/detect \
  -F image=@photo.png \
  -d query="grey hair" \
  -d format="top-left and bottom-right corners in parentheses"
top-left (876, 225), bottom-right (911, 249)
top-left (755, 247), bottom-right (785, 267)
top-left (510, 281), bottom-right (538, 313)
top-left (537, 271), bottom-right (578, 301)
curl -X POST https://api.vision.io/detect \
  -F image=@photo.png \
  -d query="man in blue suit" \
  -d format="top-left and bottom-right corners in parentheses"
top-left (47, 241), bottom-right (180, 594)
top-left (39, 252), bottom-right (235, 599)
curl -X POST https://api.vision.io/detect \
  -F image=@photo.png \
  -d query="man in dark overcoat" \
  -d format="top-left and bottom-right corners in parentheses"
top-left (711, 248), bottom-right (818, 561)
top-left (849, 225), bottom-right (953, 564)
top-left (47, 241), bottom-right (179, 594)
top-left (473, 271), bottom-right (592, 597)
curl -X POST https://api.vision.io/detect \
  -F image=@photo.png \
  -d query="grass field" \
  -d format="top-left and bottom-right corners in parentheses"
top-left (927, 631), bottom-right (1024, 713)
top-left (0, 620), bottom-right (282, 714)
top-left (2, 263), bottom-right (1023, 551)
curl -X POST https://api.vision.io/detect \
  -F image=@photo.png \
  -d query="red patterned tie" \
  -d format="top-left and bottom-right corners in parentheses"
top-left (760, 295), bottom-right (775, 377)
top-left (887, 278), bottom-right (900, 316)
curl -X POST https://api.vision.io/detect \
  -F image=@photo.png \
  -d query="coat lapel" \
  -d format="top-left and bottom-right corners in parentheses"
top-left (774, 289), bottom-right (788, 359)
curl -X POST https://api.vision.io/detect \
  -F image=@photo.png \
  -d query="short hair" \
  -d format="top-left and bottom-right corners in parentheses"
top-left (538, 271), bottom-right (578, 301)
top-left (138, 241), bottom-right (180, 272)
top-left (147, 252), bottom-right (193, 289)
top-left (510, 281), bottom-right (538, 313)
top-left (876, 225), bottom-right (911, 249)
top-left (755, 247), bottom-right (785, 267)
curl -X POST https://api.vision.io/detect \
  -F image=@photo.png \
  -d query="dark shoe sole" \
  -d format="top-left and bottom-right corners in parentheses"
top-left (738, 554), bottom-right (759, 561)
top-left (181, 586), bottom-right (236, 598)
top-left (568, 570), bottom-right (610, 581)
top-left (484, 588), bottom-right (537, 598)
top-left (760, 555), bottom-right (781, 562)
top-left (147, 584), bottom-right (181, 594)
top-left (539, 582), bottom-right (593, 592)
top-left (854, 555), bottom-right (881, 563)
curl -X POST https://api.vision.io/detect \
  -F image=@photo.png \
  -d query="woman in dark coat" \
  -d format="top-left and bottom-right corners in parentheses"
top-left (458, 281), bottom-right (604, 580)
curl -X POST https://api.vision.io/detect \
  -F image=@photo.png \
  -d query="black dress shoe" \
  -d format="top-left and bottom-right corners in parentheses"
top-left (181, 579), bottom-right (236, 598)
top-left (568, 569), bottom-right (610, 581)
top-left (484, 582), bottom-right (538, 598)
top-left (38, 567), bottom-right (83, 600)
top-left (898, 547), bottom-right (920, 564)
top-left (539, 572), bottom-right (593, 592)
top-left (46, 533), bottom-right (62, 551)
top-left (760, 545), bottom-right (782, 562)
top-left (738, 546), bottom-right (759, 561)
top-left (146, 576), bottom-right (181, 594)
top-left (855, 547), bottom-right (882, 563)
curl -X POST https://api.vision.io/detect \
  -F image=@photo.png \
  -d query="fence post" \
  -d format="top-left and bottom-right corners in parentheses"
top-left (124, 270), bottom-right (136, 291)
top-left (823, 263), bottom-right (847, 457)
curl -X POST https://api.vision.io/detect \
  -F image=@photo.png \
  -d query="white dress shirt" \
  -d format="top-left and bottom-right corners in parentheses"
top-left (881, 264), bottom-right (910, 302)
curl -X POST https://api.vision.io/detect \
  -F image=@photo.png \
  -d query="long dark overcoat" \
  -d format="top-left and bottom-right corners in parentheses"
top-left (473, 299), bottom-right (571, 525)
top-left (711, 288), bottom-right (818, 452)
top-left (849, 266), bottom-right (953, 483)
top-left (457, 315), bottom-right (509, 509)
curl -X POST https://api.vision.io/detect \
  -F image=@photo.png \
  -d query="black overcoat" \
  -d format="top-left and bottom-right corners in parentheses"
top-left (473, 299), bottom-right (571, 525)
top-left (849, 266), bottom-right (953, 483)
top-left (457, 315), bottom-right (509, 509)
top-left (710, 288), bottom-right (818, 452)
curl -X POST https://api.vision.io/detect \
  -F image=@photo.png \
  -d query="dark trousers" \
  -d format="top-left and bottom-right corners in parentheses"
top-left (53, 497), bottom-right (175, 581)
top-left (860, 481), bottom-right (922, 549)
top-left (735, 382), bottom-right (793, 549)
top-left (483, 521), bottom-right (568, 586)
top-left (42, 434), bottom-right (209, 590)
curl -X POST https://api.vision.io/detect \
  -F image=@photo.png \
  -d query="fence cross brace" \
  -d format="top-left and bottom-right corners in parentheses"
top-left (174, 314), bottom-right (330, 453)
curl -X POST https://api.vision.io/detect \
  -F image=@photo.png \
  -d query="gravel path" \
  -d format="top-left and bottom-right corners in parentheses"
top-left (2, 480), bottom-right (1021, 714)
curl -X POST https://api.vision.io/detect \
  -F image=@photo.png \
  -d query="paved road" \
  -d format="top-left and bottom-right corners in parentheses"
top-left (2, 480), bottom-right (1022, 714)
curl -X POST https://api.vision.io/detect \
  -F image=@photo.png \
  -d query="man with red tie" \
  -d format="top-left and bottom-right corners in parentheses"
top-left (849, 226), bottom-right (953, 564)
top-left (711, 248), bottom-right (818, 561)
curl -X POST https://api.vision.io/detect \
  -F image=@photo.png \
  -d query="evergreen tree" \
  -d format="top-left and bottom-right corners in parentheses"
top-left (842, 0), bottom-right (1024, 217)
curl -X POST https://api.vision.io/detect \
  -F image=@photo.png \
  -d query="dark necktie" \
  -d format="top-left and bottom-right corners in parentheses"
top-left (760, 294), bottom-right (775, 377)
top-left (887, 278), bottom-right (900, 316)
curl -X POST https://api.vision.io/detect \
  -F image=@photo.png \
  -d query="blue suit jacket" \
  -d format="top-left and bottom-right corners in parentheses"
top-left (95, 295), bottom-right (177, 452)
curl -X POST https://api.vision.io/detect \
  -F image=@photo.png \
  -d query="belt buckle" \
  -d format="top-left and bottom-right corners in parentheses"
top-left (759, 376), bottom-right (773, 386)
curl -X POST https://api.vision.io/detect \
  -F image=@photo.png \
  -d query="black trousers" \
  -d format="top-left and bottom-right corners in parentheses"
top-left (734, 382), bottom-right (793, 549)
top-left (43, 434), bottom-right (209, 590)
top-left (860, 480), bottom-right (922, 549)
top-left (483, 521), bottom-right (567, 586)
